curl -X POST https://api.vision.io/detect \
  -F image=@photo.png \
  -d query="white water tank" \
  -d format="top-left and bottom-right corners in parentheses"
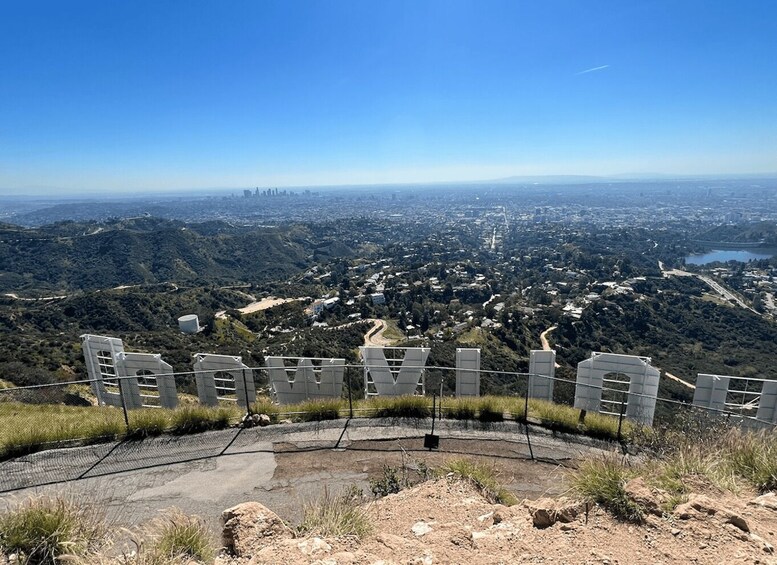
top-left (178, 314), bottom-right (200, 334)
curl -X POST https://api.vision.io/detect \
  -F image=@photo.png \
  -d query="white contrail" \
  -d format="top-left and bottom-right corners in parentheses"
top-left (575, 64), bottom-right (610, 75)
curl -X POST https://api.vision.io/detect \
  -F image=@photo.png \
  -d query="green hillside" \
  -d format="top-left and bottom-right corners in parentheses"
top-left (0, 219), bottom-right (350, 293)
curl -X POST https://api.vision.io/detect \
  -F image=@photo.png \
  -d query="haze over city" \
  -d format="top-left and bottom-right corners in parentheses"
top-left (2, 1), bottom-right (777, 195)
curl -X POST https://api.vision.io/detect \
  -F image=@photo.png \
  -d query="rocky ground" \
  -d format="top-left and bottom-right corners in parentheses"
top-left (215, 478), bottom-right (777, 565)
top-left (3, 426), bottom-right (776, 564)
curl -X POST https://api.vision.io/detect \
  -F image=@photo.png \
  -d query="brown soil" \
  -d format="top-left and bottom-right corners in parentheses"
top-left (267, 437), bottom-right (568, 523)
top-left (217, 478), bottom-right (777, 565)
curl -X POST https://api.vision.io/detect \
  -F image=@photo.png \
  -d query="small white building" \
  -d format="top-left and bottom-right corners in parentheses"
top-left (178, 314), bottom-right (200, 334)
top-left (371, 292), bottom-right (386, 305)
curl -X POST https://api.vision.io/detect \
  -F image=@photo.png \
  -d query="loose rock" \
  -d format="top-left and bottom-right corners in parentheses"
top-left (751, 493), bottom-right (777, 512)
top-left (222, 501), bottom-right (294, 557)
top-left (675, 494), bottom-right (750, 532)
top-left (411, 521), bottom-right (433, 537)
top-left (750, 533), bottom-right (775, 554)
top-left (298, 537), bottom-right (332, 556)
top-left (257, 413), bottom-right (272, 426)
top-left (525, 497), bottom-right (585, 529)
top-left (624, 477), bottom-right (666, 516)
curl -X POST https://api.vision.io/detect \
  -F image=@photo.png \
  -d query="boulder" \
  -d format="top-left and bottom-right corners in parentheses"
top-left (525, 497), bottom-right (585, 529)
top-left (222, 501), bottom-right (294, 556)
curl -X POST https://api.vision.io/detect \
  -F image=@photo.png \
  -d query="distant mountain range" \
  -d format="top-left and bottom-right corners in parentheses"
top-left (3, 173), bottom-right (777, 200)
top-left (484, 172), bottom-right (777, 185)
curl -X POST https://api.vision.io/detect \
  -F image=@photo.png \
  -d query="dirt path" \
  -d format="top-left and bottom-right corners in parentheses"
top-left (238, 297), bottom-right (297, 315)
top-left (539, 325), bottom-right (562, 368)
top-left (3, 292), bottom-right (67, 301)
top-left (363, 318), bottom-right (395, 347)
top-left (664, 370), bottom-right (696, 389)
top-left (310, 317), bottom-right (397, 348)
top-left (216, 296), bottom-right (304, 319)
top-left (540, 325), bottom-right (557, 351)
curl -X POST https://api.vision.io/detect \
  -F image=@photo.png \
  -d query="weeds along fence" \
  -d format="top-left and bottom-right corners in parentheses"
top-left (1, 363), bottom-right (776, 493)
top-left (0, 364), bottom-right (775, 432)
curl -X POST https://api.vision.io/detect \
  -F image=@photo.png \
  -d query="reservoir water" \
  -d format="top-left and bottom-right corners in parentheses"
top-left (685, 249), bottom-right (776, 265)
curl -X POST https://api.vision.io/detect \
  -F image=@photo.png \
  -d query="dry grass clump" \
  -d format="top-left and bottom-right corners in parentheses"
top-left (126, 404), bottom-right (240, 438)
top-left (134, 508), bottom-right (215, 564)
top-left (168, 405), bottom-right (239, 434)
top-left (298, 487), bottom-right (371, 539)
top-left (442, 397), bottom-right (478, 420)
top-left (638, 419), bottom-right (776, 496)
top-left (367, 395), bottom-right (431, 419)
top-left (0, 402), bottom-right (242, 459)
top-left (441, 396), bottom-right (507, 422)
top-left (574, 425), bottom-right (777, 522)
top-left (250, 398), bottom-right (280, 421)
top-left (126, 409), bottom-right (171, 439)
top-left (571, 456), bottom-right (644, 522)
top-left (506, 397), bottom-right (528, 421)
top-left (440, 457), bottom-right (518, 506)
top-left (583, 411), bottom-right (632, 441)
top-left (475, 396), bottom-right (506, 423)
top-left (66, 508), bottom-right (214, 565)
top-left (294, 398), bottom-right (344, 422)
top-left (524, 399), bottom-right (628, 441)
top-left (251, 397), bottom-right (345, 423)
top-left (647, 443), bottom-right (735, 501)
top-left (719, 429), bottom-right (777, 492)
top-left (0, 494), bottom-right (107, 564)
top-left (528, 398), bottom-right (581, 433)
top-left (0, 402), bottom-right (125, 459)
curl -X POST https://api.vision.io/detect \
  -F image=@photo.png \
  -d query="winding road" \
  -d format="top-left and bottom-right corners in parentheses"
top-left (540, 325), bottom-right (557, 351)
top-left (539, 325), bottom-right (562, 368)
top-left (363, 318), bottom-right (394, 346)
top-left (659, 261), bottom-right (758, 315)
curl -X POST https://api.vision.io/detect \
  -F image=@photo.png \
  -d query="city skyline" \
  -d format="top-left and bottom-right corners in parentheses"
top-left (2, 1), bottom-right (777, 195)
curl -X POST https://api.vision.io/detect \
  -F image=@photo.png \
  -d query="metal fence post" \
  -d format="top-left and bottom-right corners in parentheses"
top-left (347, 365), bottom-right (354, 419)
top-left (118, 377), bottom-right (130, 429)
top-left (439, 373), bottom-right (444, 420)
top-left (524, 387), bottom-right (534, 461)
top-left (242, 368), bottom-right (252, 417)
top-left (617, 390), bottom-right (626, 443)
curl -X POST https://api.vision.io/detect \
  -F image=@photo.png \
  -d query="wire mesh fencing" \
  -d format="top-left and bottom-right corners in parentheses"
top-left (1, 359), bottom-right (776, 493)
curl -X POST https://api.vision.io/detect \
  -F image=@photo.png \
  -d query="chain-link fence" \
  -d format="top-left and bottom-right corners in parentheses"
top-left (1, 360), bottom-right (775, 493)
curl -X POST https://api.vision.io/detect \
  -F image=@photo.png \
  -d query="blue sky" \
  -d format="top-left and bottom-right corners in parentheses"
top-left (1, 1), bottom-right (776, 194)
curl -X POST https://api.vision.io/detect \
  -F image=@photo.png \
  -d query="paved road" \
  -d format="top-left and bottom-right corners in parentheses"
top-left (0, 419), bottom-right (611, 534)
top-left (660, 262), bottom-right (758, 315)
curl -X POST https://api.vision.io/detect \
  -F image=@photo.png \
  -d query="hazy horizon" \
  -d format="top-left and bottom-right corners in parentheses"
top-left (3, 171), bottom-right (777, 199)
